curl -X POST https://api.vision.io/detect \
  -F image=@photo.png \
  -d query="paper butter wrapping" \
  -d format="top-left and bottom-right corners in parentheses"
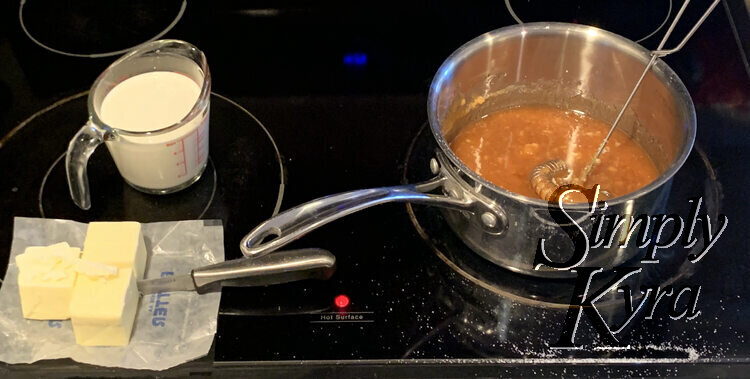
top-left (0, 217), bottom-right (224, 370)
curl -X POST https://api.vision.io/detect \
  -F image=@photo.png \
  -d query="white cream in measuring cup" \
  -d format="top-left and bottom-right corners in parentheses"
top-left (100, 71), bottom-right (208, 190)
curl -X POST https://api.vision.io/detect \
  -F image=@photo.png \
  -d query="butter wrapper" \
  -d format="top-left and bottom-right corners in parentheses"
top-left (0, 217), bottom-right (223, 370)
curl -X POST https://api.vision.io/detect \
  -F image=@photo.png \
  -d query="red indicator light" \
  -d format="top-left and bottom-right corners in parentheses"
top-left (334, 294), bottom-right (350, 308)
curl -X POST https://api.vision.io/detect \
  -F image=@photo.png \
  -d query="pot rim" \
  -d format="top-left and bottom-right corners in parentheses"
top-left (427, 22), bottom-right (697, 209)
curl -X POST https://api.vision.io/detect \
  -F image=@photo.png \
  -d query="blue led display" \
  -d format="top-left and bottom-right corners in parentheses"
top-left (343, 52), bottom-right (367, 66)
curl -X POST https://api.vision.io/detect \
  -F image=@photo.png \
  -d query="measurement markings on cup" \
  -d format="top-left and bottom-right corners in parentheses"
top-left (167, 138), bottom-right (188, 177)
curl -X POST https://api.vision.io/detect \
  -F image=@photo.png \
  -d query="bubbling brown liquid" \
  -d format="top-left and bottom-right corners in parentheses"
top-left (449, 106), bottom-right (659, 200)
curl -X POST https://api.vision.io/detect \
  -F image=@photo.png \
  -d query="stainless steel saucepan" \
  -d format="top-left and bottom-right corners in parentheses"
top-left (240, 23), bottom-right (696, 277)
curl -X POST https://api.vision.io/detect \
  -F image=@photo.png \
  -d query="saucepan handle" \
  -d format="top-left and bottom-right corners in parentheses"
top-left (240, 173), bottom-right (507, 257)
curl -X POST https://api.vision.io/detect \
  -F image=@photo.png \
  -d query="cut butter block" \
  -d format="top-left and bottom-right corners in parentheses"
top-left (70, 268), bottom-right (139, 346)
top-left (82, 221), bottom-right (147, 279)
top-left (16, 242), bottom-right (81, 320)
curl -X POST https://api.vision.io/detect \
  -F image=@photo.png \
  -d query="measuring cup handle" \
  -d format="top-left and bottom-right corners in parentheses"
top-left (65, 120), bottom-right (110, 210)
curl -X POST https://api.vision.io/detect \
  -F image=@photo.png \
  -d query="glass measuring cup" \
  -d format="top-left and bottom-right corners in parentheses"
top-left (66, 39), bottom-right (211, 210)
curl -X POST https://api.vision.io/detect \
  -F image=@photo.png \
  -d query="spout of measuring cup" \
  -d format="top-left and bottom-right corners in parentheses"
top-left (65, 120), bottom-right (107, 210)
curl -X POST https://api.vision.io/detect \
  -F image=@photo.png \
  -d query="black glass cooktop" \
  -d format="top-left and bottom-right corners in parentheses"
top-left (1, 1), bottom-right (749, 376)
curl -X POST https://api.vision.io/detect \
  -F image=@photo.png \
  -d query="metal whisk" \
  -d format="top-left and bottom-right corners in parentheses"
top-left (530, 0), bottom-right (720, 201)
